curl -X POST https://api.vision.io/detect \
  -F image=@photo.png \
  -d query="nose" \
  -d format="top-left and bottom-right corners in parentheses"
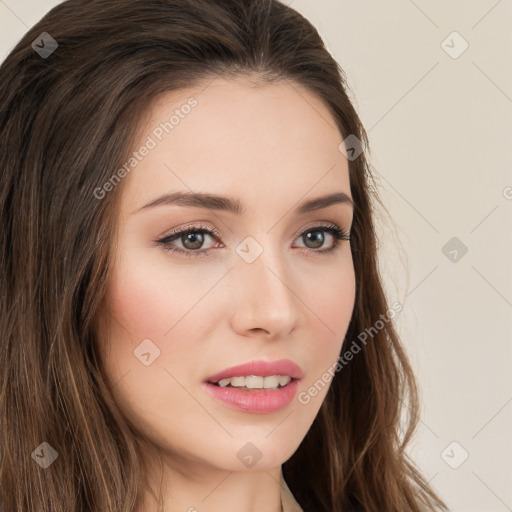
top-left (229, 245), bottom-right (302, 340)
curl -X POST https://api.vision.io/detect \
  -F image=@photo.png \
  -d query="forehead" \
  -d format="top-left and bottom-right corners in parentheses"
top-left (120, 76), bottom-right (351, 213)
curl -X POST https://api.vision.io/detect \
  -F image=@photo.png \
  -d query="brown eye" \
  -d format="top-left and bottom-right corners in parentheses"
top-left (181, 232), bottom-right (206, 250)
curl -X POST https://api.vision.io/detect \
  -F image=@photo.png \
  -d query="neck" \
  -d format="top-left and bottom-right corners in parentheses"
top-left (136, 449), bottom-right (285, 512)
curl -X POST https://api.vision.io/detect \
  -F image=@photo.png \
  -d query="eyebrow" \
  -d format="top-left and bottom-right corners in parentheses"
top-left (133, 190), bottom-right (354, 215)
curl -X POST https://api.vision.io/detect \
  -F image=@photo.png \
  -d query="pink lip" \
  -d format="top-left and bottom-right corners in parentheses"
top-left (203, 359), bottom-right (303, 414)
top-left (203, 379), bottom-right (300, 414)
top-left (204, 359), bottom-right (304, 383)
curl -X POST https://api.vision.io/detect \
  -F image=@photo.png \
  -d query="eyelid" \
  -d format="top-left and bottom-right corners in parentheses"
top-left (291, 220), bottom-right (344, 241)
top-left (158, 219), bottom-right (349, 241)
top-left (158, 222), bottom-right (222, 240)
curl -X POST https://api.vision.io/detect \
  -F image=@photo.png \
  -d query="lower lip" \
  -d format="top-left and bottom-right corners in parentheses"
top-left (203, 379), bottom-right (300, 414)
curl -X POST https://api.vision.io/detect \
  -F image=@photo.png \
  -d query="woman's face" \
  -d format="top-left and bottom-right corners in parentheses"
top-left (98, 76), bottom-right (355, 473)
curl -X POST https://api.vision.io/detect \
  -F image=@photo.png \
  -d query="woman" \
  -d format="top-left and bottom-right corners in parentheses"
top-left (0, 0), bottom-right (448, 510)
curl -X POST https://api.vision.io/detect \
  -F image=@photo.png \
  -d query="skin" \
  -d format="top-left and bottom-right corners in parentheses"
top-left (97, 75), bottom-right (356, 512)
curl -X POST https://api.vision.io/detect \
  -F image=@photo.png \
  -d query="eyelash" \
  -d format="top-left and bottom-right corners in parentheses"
top-left (155, 222), bottom-right (350, 258)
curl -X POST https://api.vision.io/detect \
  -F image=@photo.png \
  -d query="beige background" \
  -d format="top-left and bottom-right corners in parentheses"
top-left (1, 1), bottom-right (511, 510)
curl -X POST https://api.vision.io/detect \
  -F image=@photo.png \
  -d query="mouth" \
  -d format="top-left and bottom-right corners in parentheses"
top-left (204, 358), bottom-right (303, 384)
top-left (203, 359), bottom-right (303, 413)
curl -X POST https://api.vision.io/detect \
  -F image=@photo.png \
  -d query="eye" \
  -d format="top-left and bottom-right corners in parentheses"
top-left (155, 223), bottom-right (222, 258)
top-left (293, 224), bottom-right (350, 256)
top-left (155, 222), bottom-right (350, 258)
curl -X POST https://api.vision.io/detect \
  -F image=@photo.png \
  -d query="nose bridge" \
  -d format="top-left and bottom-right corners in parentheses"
top-left (230, 233), bottom-right (300, 336)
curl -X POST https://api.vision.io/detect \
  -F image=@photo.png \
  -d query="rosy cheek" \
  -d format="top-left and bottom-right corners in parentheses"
top-left (100, 260), bottom-right (175, 389)
top-left (104, 248), bottom-right (213, 372)
top-left (107, 249), bottom-right (176, 339)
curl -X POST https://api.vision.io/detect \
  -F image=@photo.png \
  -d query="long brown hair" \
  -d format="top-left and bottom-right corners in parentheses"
top-left (0, 0), bottom-right (447, 510)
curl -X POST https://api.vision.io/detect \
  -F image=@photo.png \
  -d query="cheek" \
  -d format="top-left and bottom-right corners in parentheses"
top-left (98, 250), bottom-right (180, 389)
top-left (106, 251), bottom-right (175, 338)
top-left (300, 260), bottom-right (355, 378)
top-left (97, 249), bottom-right (214, 436)
top-left (99, 246), bottom-right (225, 387)
top-left (105, 247), bottom-right (214, 341)
top-left (309, 258), bottom-right (355, 332)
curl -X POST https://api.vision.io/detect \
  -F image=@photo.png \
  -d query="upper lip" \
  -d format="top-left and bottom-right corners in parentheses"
top-left (205, 359), bottom-right (304, 383)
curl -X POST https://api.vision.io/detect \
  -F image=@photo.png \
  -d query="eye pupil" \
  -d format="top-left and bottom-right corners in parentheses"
top-left (304, 231), bottom-right (324, 249)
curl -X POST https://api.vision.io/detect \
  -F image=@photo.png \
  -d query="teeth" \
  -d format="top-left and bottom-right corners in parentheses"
top-left (230, 376), bottom-right (246, 387)
top-left (278, 375), bottom-right (291, 386)
top-left (215, 375), bottom-right (292, 389)
top-left (245, 375), bottom-right (264, 388)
